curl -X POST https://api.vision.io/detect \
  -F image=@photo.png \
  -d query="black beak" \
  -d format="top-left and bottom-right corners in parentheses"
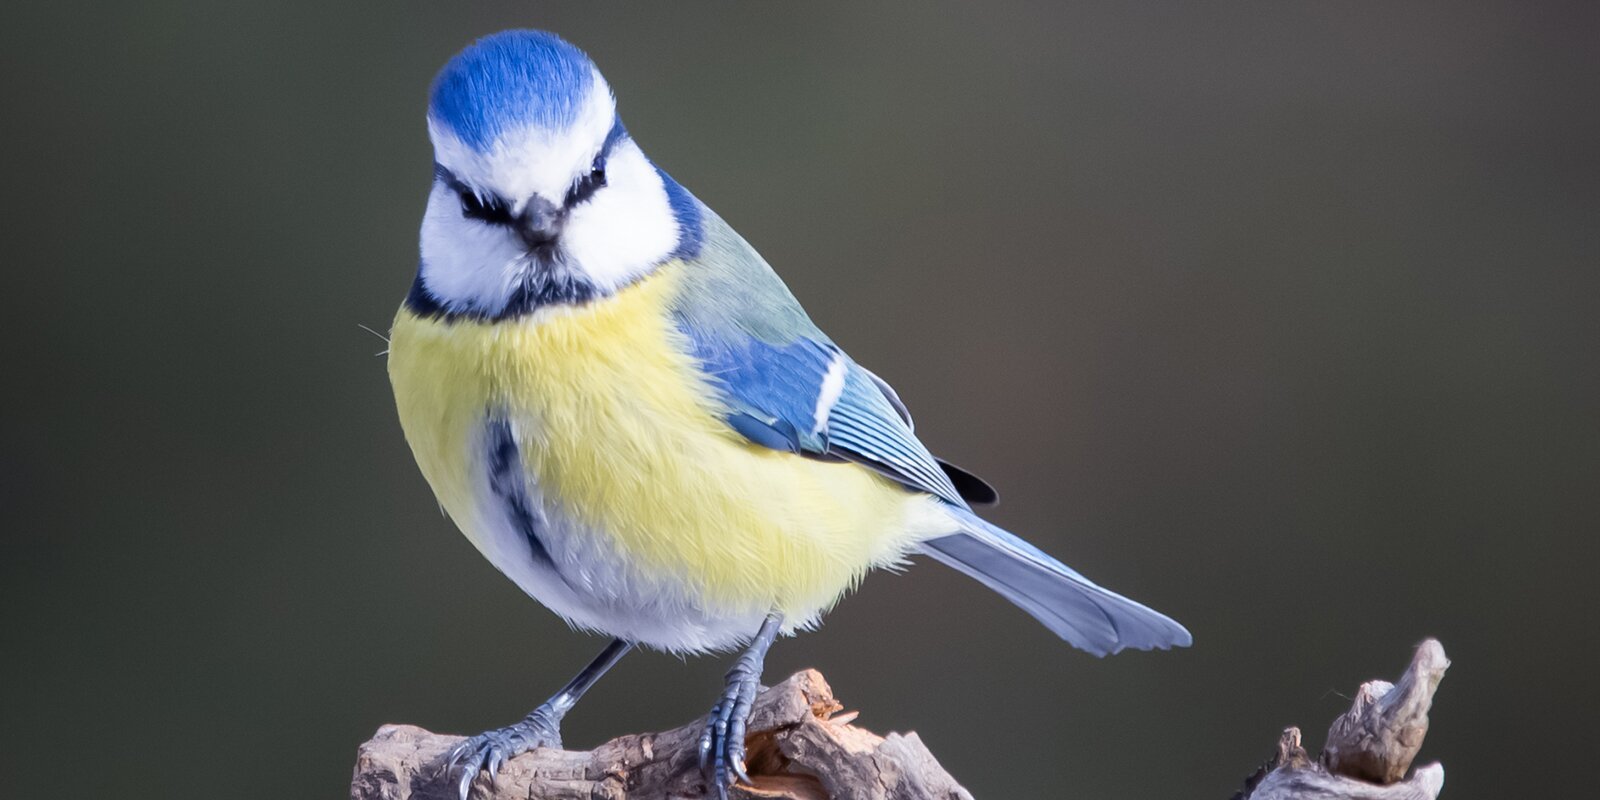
top-left (516, 196), bottom-right (564, 249)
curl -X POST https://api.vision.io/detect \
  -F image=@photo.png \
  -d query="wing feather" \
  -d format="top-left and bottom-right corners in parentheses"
top-left (667, 203), bottom-right (986, 508)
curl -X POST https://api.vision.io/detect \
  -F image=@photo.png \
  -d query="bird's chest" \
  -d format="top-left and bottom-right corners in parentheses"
top-left (387, 269), bottom-right (729, 585)
top-left (390, 268), bottom-right (924, 648)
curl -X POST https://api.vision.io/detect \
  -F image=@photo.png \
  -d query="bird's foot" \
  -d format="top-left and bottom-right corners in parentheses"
top-left (444, 705), bottom-right (562, 800)
top-left (697, 658), bottom-right (764, 799)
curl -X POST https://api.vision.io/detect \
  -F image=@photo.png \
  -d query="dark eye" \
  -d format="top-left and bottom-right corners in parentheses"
top-left (457, 189), bottom-right (511, 223)
top-left (566, 162), bottom-right (607, 207)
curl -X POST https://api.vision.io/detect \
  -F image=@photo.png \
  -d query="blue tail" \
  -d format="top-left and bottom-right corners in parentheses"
top-left (923, 508), bottom-right (1192, 656)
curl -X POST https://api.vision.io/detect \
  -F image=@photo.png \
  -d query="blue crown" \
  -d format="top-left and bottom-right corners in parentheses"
top-left (429, 30), bottom-right (598, 151)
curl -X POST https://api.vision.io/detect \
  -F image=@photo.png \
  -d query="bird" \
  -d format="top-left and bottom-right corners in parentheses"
top-left (387, 29), bottom-right (1191, 800)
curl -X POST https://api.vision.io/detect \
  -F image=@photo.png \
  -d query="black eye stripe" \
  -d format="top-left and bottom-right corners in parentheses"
top-left (564, 159), bottom-right (607, 207)
top-left (458, 189), bottom-right (512, 222)
top-left (431, 126), bottom-right (622, 221)
top-left (564, 122), bottom-right (628, 208)
top-left (434, 164), bottom-right (513, 223)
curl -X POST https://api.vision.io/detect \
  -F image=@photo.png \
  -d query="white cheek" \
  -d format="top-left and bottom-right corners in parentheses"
top-left (418, 187), bottom-right (525, 313)
top-left (561, 141), bottom-right (680, 290)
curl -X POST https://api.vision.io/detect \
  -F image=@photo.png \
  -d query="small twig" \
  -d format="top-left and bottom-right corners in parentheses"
top-left (1234, 639), bottom-right (1450, 800)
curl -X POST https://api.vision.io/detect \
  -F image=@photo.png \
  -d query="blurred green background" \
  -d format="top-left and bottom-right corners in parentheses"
top-left (2, 2), bottom-right (1595, 797)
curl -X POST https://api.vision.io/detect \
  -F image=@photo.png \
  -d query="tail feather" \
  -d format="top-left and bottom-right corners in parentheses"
top-left (923, 508), bottom-right (1192, 656)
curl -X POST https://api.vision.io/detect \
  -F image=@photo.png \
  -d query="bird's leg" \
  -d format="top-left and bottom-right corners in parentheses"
top-left (445, 637), bottom-right (632, 800)
top-left (698, 613), bottom-right (783, 798)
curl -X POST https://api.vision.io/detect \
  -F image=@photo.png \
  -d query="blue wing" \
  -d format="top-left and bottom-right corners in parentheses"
top-left (684, 328), bottom-right (971, 506)
top-left (665, 195), bottom-right (995, 507)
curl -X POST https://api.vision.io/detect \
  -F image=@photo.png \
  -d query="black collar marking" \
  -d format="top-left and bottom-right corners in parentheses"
top-left (405, 255), bottom-right (601, 322)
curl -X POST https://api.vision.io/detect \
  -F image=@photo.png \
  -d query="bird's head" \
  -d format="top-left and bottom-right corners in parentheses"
top-left (416, 30), bottom-right (699, 318)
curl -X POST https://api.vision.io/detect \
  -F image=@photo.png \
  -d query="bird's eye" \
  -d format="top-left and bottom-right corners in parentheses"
top-left (457, 189), bottom-right (511, 223)
top-left (565, 161), bottom-right (607, 207)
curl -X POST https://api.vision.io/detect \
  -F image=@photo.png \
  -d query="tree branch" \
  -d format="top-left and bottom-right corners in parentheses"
top-left (350, 669), bottom-right (972, 800)
top-left (352, 640), bottom-right (1451, 799)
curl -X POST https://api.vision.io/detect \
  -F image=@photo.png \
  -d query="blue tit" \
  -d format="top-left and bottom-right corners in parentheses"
top-left (387, 29), bottom-right (1191, 800)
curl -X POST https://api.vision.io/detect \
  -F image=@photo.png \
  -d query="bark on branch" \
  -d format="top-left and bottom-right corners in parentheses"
top-left (350, 639), bottom-right (1450, 799)
top-left (350, 669), bottom-right (971, 800)
top-left (1233, 639), bottom-right (1450, 800)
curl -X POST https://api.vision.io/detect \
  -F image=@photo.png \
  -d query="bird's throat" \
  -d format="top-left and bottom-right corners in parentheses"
top-left (407, 249), bottom-right (602, 322)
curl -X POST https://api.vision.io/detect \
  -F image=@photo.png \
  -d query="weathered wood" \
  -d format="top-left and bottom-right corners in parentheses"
top-left (1234, 639), bottom-right (1450, 800)
top-left (350, 669), bottom-right (972, 800)
top-left (354, 641), bottom-right (1451, 798)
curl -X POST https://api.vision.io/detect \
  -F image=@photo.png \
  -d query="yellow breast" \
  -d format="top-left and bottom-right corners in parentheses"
top-left (388, 265), bottom-right (942, 625)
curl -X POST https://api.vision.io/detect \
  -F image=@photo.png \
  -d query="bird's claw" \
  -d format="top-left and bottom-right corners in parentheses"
top-left (699, 666), bottom-right (762, 799)
top-left (442, 707), bottom-right (562, 800)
